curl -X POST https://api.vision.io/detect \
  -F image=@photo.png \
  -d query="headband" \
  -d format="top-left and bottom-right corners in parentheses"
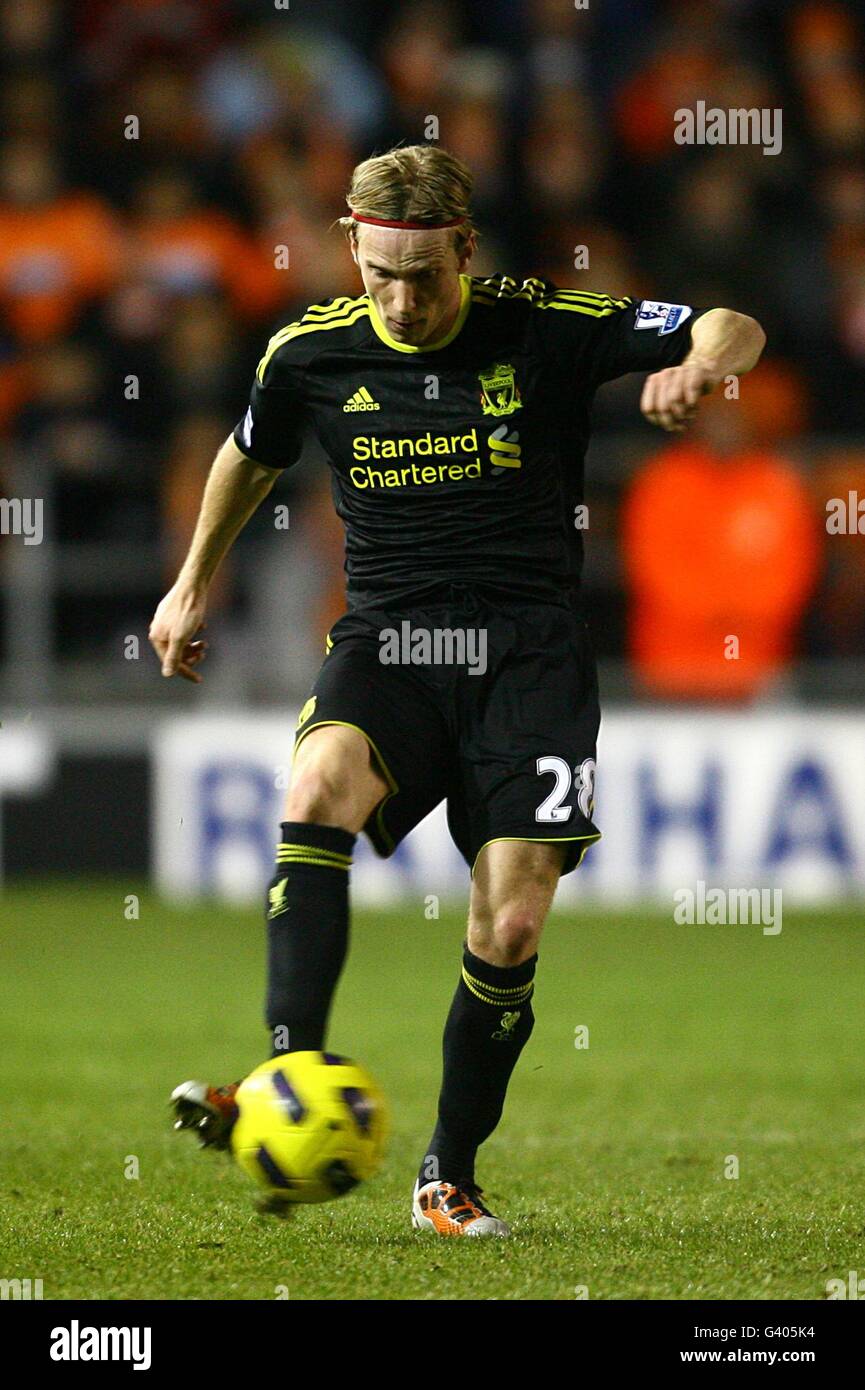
top-left (349, 210), bottom-right (466, 230)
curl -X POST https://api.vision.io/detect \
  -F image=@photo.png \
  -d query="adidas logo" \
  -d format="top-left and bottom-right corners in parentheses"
top-left (344, 387), bottom-right (380, 412)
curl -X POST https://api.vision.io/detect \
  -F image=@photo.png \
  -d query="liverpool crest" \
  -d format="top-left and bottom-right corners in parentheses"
top-left (479, 362), bottom-right (522, 417)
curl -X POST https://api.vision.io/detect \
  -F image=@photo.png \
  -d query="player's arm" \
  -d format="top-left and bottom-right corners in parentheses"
top-left (149, 435), bottom-right (281, 682)
top-left (150, 328), bottom-right (308, 682)
top-left (640, 307), bottom-right (766, 433)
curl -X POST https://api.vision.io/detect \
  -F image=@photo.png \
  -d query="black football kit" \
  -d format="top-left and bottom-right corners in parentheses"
top-left (233, 275), bottom-right (707, 873)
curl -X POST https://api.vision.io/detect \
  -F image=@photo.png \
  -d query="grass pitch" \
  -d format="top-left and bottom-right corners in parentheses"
top-left (1, 880), bottom-right (863, 1301)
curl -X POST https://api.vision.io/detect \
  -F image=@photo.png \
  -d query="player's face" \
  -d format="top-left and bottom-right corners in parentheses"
top-left (352, 225), bottom-right (474, 347)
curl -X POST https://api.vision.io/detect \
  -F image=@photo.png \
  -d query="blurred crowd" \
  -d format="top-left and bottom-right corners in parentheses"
top-left (0, 0), bottom-right (863, 700)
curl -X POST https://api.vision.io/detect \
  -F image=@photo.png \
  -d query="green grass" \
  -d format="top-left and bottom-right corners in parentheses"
top-left (1, 880), bottom-right (863, 1300)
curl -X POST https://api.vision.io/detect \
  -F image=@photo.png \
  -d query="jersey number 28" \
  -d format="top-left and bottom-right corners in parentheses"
top-left (535, 756), bottom-right (596, 823)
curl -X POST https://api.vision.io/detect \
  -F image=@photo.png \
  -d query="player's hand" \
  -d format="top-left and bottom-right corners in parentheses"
top-left (149, 584), bottom-right (209, 683)
top-left (640, 362), bottom-right (719, 433)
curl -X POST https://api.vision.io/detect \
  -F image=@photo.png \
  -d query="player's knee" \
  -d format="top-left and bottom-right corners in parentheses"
top-left (495, 911), bottom-right (542, 963)
top-left (284, 764), bottom-right (354, 828)
top-left (471, 908), bottom-right (541, 965)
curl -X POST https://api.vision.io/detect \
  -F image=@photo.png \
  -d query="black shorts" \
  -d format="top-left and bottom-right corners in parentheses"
top-left (294, 594), bottom-right (601, 876)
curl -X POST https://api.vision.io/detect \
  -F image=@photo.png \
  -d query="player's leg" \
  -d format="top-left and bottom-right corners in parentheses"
top-left (467, 837), bottom-right (565, 964)
top-left (287, 722), bottom-right (389, 830)
top-left (413, 599), bottom-right (600, 1235)
top-left (172, 723), bottom-right (388, 1148)
top-left (174, 614), bottom-right (451, 1152)
top-left (413, 840), bottom-right (563, 1235)
top-left (266, 723), bottom-right (388, 1056)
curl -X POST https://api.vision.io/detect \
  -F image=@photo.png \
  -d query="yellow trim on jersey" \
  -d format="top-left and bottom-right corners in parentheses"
top-left (256, 298), bottom-right (370, 381)
top-left (541, 291), bottom-right (630, 307)
top-left (367, 274), bottom-right (472, 354)
top-left (471, 832), bottom-right (602, 878)
top-left (303, 295), bottom-right (361, 317)
top-left (538, 299), bottom-right (627, 317)
top-left (471, 278), bottom-right (630, 317)
top-left (472, 294), bottom-right (628, 316)
top-left (473, 274), bottom-right (627, 302)
top-left (254, 276), bottom-right (628, 381)
top-left (484, 274), bottom-right (627, 301)
top-left (258, 303), bottom-right (357, 359)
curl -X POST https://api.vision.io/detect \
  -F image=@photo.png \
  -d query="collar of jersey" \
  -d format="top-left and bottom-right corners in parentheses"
top-left (367, 273), bottom-right (472, 353)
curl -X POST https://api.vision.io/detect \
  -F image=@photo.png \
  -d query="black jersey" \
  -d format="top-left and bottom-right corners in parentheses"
top-left (233, 275), bottom-right (708, 608)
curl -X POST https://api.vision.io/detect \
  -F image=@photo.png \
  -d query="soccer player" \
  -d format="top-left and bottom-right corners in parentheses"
top-left (150, 145), bottom-right (765, 1237)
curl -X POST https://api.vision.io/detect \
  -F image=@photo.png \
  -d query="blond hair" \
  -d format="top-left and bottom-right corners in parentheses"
top-left (338, 144), bottom-right (476, 253)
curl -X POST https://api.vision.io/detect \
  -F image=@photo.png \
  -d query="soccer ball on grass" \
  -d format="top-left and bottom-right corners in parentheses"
top-left (231, 1052), bottom-right (388, 1207)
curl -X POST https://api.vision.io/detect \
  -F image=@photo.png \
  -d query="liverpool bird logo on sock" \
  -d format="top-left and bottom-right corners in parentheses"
top-left (267, 878), bottom-right (290, 920)
top-left (491, 1010), bottom-right (521, 1041)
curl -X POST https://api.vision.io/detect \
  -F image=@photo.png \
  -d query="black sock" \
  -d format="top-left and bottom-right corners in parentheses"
top-left (419, 944), bottom-right (537, 1186)
top-left (265, 821), bottom-right (355, 1055)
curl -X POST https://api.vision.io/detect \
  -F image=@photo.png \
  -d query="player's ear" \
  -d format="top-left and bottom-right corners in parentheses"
top-left (349, 229), bottom-right (360, 267)
top-left (456, 230), bottom-right (476, 272)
